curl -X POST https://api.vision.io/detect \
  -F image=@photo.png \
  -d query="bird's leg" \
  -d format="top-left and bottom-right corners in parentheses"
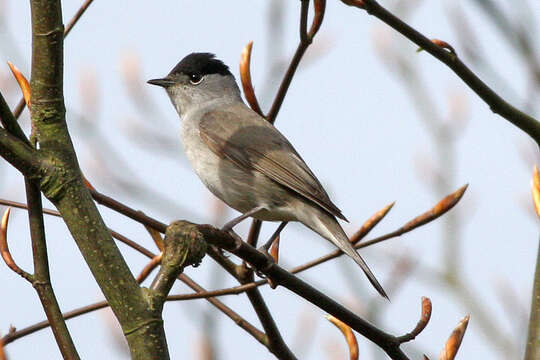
top-left (260, 221), bottom-right (288, 252)
top-left (221, 206), bottom-right (265, 232)
top-left (254, 221), bottom-right (289, 283)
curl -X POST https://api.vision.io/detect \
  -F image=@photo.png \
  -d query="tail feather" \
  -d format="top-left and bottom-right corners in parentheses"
top-left (308, 212), bottom-right (388, 299)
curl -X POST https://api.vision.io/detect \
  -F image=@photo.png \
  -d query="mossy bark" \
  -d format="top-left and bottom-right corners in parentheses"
top-left (28, 1), bottom-right (170, 358)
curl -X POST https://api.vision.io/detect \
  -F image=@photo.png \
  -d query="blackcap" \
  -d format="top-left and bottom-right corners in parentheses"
top-left (148, 53), bottom-right (387, 299)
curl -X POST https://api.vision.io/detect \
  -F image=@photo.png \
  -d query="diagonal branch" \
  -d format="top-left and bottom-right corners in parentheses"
top-left (239, 269), bottom-right (296, 359)
top-left (4, 58), bottom-right (80, 358)
top-left (24, 180), bottom-right (80, 359)
top-left (88, 187), bottom-right (239, 275)
top-left (245, 0), bottom-right (326, 273)
top-left (341, 0), bottom-right (540, 146)
top-left (266, 0), bottom-right (324, 123)
top-left (197, 224), bottom-right (409, 360)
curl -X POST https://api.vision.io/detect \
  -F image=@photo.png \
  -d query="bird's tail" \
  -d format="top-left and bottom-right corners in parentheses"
top-left (304, 211), bottom-right (388, 299)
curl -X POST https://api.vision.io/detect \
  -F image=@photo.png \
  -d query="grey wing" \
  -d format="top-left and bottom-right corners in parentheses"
top-left (199, 106), bottom-right (347, 221)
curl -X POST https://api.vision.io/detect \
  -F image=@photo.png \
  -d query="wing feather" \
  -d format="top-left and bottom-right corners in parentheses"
top-left (199, 106), bottom-right (347, 221)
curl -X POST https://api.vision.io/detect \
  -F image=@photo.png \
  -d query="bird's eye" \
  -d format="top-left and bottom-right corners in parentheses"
top-left (189, 74), bottom-right (204, 85)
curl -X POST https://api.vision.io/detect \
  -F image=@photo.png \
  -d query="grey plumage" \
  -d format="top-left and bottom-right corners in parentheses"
top-left (148, 53), bottom-right (387, 299)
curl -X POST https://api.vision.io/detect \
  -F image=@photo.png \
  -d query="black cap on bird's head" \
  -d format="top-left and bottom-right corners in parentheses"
top-left (148, 53), bottom-right (231, 88)
top-left (169, 53), bottom-right (231, 77)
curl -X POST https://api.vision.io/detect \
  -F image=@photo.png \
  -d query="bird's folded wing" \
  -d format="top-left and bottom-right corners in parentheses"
top-left (199, 108), bottom-right (347, 221)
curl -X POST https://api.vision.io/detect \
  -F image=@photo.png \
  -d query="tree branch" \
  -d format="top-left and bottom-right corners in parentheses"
top-left (197, 225), bottom-right (409, 360)
top-left (0, 91), bottom-right (39, 173)
top-left (25, 180), bottom-right (80, 359)
top-left (89, 187), bottom-right (240, 276)
top-left (246, 0), bottom-right (326, 261)
top-left (525, 240), bottom-right (540, 360)
top-left (239, 267), bottom-right (296, 359)
top-left (0, 92), bottom-right (30, 146)
top-left (342, 0), bottom-right (540, 146)
top-left (25, 1), bottom-right (169, 358)
top-left (147, 221), bottom-right (206, 313)
top-left (2, 63), bottom-right (80, 358)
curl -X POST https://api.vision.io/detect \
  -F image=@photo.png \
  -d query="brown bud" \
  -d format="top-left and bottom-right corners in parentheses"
top-left (401, 184), bottom-right (467, 233)
top-left (239, 41), bottom-right (264, 117)
top-left (7, 62), bottom-right (31, 109)
top-left (440, 315), bottom-right (470, 360)
top-left (325, 315), bottom-right (359, 360)
top-left (350, 201), bottom-right (395, 244)
top-left (531, 166), bottom-right (540, 219)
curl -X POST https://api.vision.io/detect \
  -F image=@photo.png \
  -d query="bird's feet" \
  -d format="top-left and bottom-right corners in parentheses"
top-left (257, 245), bottom-right (275, 263)
top-left (254, 247), bottom-right (278, 288)
top-left (221, 206), bottom-right (266, 233)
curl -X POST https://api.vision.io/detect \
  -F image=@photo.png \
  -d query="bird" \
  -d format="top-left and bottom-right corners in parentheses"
top-left (148, 52), bottom-right (387, 298)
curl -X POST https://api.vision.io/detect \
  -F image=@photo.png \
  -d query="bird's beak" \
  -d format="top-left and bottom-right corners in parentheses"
top-left (147, 77), bottom-right (175, 88)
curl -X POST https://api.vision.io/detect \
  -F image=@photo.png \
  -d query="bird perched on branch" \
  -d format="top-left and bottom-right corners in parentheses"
top-left (148, 52), bottom-right (387, 299)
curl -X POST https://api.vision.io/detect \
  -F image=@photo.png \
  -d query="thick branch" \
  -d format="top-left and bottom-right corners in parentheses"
top-left (27, 1), bottom-right (169, 358)
top-left (148, 221), bottom-right (206, 312)
top-left (0, 128), bottom-right (39, 177)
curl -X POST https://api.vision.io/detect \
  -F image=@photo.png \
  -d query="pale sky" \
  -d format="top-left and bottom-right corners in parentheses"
top-left (0, 1), bottom-right (538, 359)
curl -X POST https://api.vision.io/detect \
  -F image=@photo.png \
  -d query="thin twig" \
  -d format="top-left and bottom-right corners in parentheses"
top-left (2, 265), bottom-right (268, 351)
top-left (24, 180), bottom-right (80, 359)
top-left (290, 185), bottom-right (468, 274)
top-left (89, 188), bottom-right (167, 232)
top-left (244, 285), bottom-right (296, 359)
top-left (245, 0), bottom-right (325, 257)
top-left (88, 188), bottom-right (240, 275)
top-left (4, 53), bottom-right (80, 358)
top-left (237, 256), bottom-right (296, 360)
top-left (136, 252), bottom-right (163, 283)
top-left (266, 0), bottom-right (315, 123)
top-left (0, 208), bottom-right (33, 282)
top-left (2, 300), bottom-right (109, 346)
top-left (64, 0), bottom-right (95, 37)
top-left (397, 297), bottom-right (432, 343)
